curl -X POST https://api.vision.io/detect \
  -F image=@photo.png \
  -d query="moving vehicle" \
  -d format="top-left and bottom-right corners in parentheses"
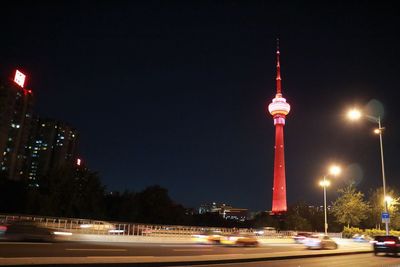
top-left (303, 234), bottom-right (338, 249)
top-left (293, 232), bottom-right (312, 244)
top-left (79, 221), bottom-right (116, 233)
top-left (3, 220), bottom-right (56, 242)
top-left (253, 227), bottom-right (276, 236)
top-left (352, 234), bottom-right (372, 243)
top-left (220, 232), bottom-right (259, 246)
top-left (192, 230), bottom-right (223, 244)
top-left (372, 235), bottom-right (400, 255)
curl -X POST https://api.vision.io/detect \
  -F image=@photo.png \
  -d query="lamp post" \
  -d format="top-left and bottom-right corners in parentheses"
top-left (347, 109), bottom-right (389, 235)
top-left (319, 165), bottom-right (341, 236)
top-left (319, 178), bottom-right (330, 235)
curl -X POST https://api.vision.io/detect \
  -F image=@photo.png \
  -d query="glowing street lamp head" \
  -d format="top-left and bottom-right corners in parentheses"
top-left (374, 128), bottom-right (381, 134)
top-left (384, 196), bottom-right (393, 205)
top-left (329, 165), bottom-right (341, 176)
top-left (319, 180), bottom-right (331, 187)
top-left (347, 109), bottom-right (362, 121)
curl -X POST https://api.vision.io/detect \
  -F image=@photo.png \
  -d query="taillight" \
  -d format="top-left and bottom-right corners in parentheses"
top-left (384, 241), bottom-right (396, 245)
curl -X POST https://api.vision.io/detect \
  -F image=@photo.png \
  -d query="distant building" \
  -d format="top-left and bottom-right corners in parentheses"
top-left (198, 202), bottom-right (249, 221)
top-left (185, 208), bottom-right (195, 216)
top-left (0, 73), bottom-right (34, 180)
top-left (222, 207), bottom-right (248, 221)
top-left (307, 205), bottom-right (331, 212)
top-left (24, 118), bottom-right (79, 186)
top-left (198, 202), bottom-right (222, 214)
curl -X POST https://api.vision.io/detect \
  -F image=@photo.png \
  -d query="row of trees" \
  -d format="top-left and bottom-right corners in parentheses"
top-left (332, 184), bottom-right (400, 230)
top-left (1, 166), bottom-right (398, 231)
top-left (279, 183), bottom-right (400, 232)
top-left (0, 166), bottom-right (249, 227)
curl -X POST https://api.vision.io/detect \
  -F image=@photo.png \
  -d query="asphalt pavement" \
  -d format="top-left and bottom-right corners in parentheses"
top-left (0, 239), bottom-right (372, 266)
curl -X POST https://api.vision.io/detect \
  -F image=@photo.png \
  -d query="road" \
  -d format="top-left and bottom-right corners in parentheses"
top-left (0, 240), bottom-right (373, 266)
top-left (0, 241), bottom-right (307, 258)
top-left (190, 254), bottom-right (400, 267)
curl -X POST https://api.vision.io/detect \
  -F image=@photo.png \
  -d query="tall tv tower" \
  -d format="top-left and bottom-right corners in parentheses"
top-left (268, 39), bottom-right (291, 214)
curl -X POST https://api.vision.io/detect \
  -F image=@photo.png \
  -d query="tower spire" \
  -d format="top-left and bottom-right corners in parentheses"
top-left (276, 38), bottom-right (282, 95)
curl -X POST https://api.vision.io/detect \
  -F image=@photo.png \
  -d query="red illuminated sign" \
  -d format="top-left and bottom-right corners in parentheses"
top-left (14, 70), bottom-right (26, 88)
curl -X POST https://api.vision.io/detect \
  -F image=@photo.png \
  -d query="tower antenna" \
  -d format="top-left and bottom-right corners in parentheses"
top-left (276, 38), bottom-right (282, 95)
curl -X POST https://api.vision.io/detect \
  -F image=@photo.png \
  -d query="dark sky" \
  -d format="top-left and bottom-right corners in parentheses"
top-left (1, 1), bottom-right (400, 212)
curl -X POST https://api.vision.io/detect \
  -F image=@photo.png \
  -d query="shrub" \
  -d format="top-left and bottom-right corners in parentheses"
top-left (342, 226), bottom-right (400, 238)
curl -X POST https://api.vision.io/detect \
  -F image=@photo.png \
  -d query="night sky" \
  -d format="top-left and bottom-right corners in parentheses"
top-left (1, 1), bottom-right (400, 212)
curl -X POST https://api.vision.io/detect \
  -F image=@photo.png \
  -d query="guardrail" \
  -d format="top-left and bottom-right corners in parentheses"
top-left (0, 213), bottom-right (341, 238)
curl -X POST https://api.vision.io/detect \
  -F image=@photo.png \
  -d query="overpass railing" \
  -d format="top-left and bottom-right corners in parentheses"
top-left (0, 213), bottom-right (341, 238)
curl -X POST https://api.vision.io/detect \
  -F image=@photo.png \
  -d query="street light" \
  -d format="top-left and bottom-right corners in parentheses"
top-left (347, 108), bottom-right (389, 235)
top-left (319, 164), bottom-right (342, 235)
top-left (385, 196), bottom-right (393, 206)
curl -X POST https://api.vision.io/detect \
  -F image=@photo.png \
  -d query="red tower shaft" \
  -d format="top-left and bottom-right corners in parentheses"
top-left (272, 123), bottom-right (287, 212)
top-left (268, 39), bottom-right (290, 214)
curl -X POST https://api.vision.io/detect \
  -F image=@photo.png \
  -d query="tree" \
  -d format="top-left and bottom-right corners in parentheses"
top-left (332, 183), bottom-right (369, 228)
top-left (131, 185), bottom-right (187, 225)
top-left (38, 166), bottom-right (106, 219)
top-left (248, 211), bottom-right (278, 229)
top-left (285, 202), bottom-right (312, 231)
top-left (367, 188), bottom-right (400, 230)
top-left (0, 173), bottom-right (28, 213)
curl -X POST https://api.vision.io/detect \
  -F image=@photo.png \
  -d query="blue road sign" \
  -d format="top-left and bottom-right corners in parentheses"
top-left (382, 212), bottom-right (390, 223)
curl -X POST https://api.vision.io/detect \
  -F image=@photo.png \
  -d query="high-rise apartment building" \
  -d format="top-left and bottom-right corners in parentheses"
top-left (25, 118), bottom-right (79, 186)
top-left (0, 71), bottom-right (34, 180)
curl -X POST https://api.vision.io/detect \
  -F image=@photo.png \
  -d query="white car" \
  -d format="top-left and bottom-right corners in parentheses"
top-left (304, 234), bottom-right (338, 249)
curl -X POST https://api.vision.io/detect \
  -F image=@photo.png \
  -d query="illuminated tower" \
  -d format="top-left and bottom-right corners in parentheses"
top-left (267, 40), bottom-right (291, 214)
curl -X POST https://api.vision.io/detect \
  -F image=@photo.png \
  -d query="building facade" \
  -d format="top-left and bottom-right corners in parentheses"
top-left (0, 74), bottom-right (34, 180)
top-left (198, 202), bottom-right (248, 221)
top-left (25, 118), bottom-right (79, 186)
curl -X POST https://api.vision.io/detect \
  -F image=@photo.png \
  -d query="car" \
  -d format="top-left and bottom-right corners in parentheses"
top-left (0, 223), bottom-right (7, 240)
top-left (353, 234), bottom-right (372, 243)
top-left (293, 232), bottom-right (312, 244)
top-left (78, 221), bottom-right (116, 233)
top-left (192, 230), bottom-right (223, 244)
top-left (303, 234), bottom-right (338, 249)
top-left (220, 232), bottom-right (259, 246)
top-left (253, 227), bottom-right (276, 236)
top-left (3, 220), bottom-right (56, 242)
top-left (372, 235), bottom-right (400, 255)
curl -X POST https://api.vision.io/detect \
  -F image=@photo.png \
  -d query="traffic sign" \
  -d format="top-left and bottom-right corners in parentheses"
top-left (382, 212), bottom-right (390, 223)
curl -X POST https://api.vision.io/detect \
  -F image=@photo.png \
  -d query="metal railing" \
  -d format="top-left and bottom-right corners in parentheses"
top-left (0, 213), bottom-right (340, 238)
